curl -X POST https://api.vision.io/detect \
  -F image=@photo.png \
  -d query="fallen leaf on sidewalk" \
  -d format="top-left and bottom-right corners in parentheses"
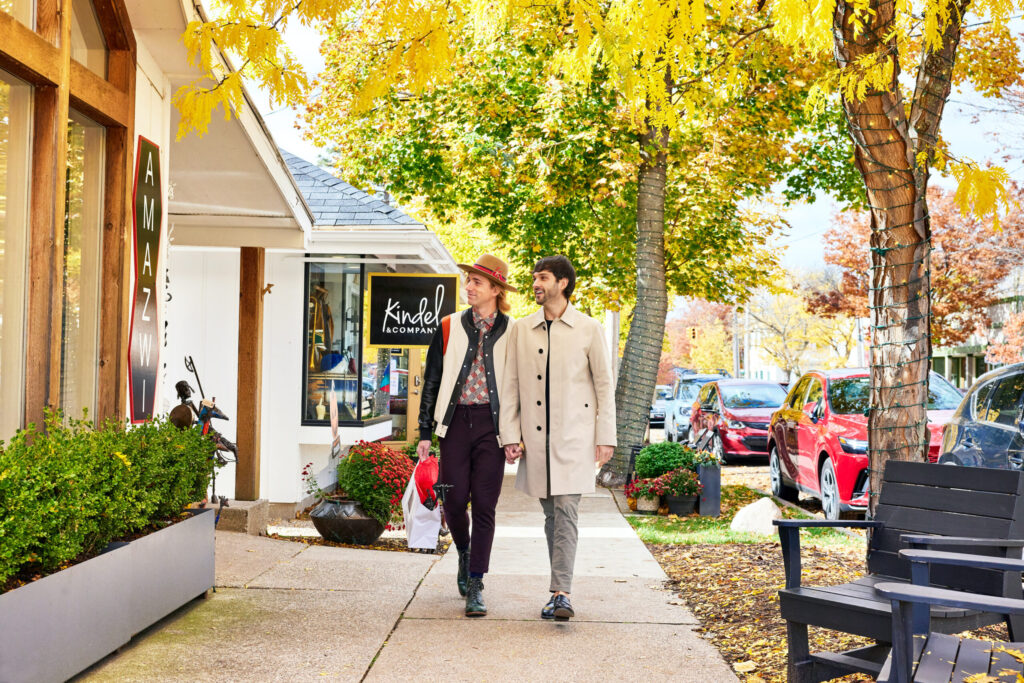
top-left (614, 579), bottom-right (627, 583)
top-left (734, 661), bottom-right (756, 673)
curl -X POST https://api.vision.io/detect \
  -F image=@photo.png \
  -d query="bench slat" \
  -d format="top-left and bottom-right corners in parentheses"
top-left (989, 642), bottom-right (1024, 681)
top-left (879, 482), bottom-right (1019, 519)
top-left (875, 505), bottom-right (1013, 538)
top-left (914, 633), bottom-right (959, 683)
top-left (883, 461), bottom-right (1024, 495)
top-left (868, 550), bottom-right (1006, 595)
top-left (952, 638), bottom-right (992, 683)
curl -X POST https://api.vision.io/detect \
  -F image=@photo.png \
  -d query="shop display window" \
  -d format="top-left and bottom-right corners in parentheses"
top-left (70, 0), bottom-right (108, 79)
top-left (303, 261), bottom-right (364, 424)
top-left (60, 111), bottom-right (105, 420)
top-left (0, 0), bottom-right (34, 28)
top-left (0, 71), bottom-right (31, 438)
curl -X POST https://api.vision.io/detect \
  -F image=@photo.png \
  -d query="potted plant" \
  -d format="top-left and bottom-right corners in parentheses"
top-left (625, 477), bottom-right (663, 514)
top-left (306, 441), bottom-right (413, 544)
top-left (634, 442), bottom-right (689, 479)
top-left (657, 468), bottom-right (703, 516)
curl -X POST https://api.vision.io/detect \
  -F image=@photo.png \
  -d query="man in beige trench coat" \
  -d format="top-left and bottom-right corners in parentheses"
top-left (499, 255), bottom-right (616, 621)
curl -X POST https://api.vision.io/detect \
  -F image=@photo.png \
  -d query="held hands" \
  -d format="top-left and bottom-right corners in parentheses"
top-left (503, 444), bottom-right (524, 464)
top-left (595, 445), bottom-right (614, 467)
top-left (417, 439), bottom-right (433, 459)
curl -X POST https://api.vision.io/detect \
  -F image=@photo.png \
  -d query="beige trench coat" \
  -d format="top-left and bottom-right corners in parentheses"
top-left (499, 304), bottom-right (617, 497)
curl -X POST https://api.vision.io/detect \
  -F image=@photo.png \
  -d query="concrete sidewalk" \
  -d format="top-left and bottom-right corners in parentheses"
top-left (79, 475), bottom-right (737, 682)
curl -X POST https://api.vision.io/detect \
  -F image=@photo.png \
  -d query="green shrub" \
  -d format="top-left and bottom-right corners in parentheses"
top-left (0, 411), bottom-right (216, 590)
top-left (635, 442), bottom-right (691, 479)
top-left (337, 441), bottom-right (414, 526)
top-left (635, 442), bottom-right (718, 479)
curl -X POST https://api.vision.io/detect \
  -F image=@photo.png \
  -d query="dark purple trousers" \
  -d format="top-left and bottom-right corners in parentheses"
top-left (440, 404), bottom-right (505, 575)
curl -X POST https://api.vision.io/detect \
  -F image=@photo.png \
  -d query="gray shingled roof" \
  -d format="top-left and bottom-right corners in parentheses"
top-left (280, 149), bottom-right (420, 227)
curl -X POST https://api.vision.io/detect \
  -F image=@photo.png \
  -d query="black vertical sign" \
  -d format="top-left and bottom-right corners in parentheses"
top-left (128, 137), bottom-right (162, 422)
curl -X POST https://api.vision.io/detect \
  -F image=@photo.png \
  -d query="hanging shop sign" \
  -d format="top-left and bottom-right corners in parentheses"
top-left (128, 137), bottom-right (163, 422)
top-left (367, 273), bottom-right (459, 348)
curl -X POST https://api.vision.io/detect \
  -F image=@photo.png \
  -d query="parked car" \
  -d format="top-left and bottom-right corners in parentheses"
top-left (665, 374), bottom-right (724, 442)
top-left (940, 362), bottom-right (1024, 469)
top-left (649, 384), bottom-right (673, 429)
top-left (767, 369), bottom-right (962, 519)
top-left (688, 380), bottom-right (788, 463)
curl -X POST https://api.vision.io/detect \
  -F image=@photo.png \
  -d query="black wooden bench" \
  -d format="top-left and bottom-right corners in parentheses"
top-left (875, 548), bottom-right (1024, 682)
top-left (774, 460), bottom-right (1024, 682)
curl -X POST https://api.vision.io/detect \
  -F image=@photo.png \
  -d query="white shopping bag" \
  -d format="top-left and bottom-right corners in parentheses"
top-left (403, 458), bottom-right (442, 550)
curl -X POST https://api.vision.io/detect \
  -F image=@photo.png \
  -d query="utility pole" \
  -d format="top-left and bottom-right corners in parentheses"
top-left (732, 307), bottom-right (740, 378)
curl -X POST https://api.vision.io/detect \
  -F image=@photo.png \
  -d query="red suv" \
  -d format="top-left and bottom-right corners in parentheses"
top-left (768, 369), bottom-right (961, 519)
top-left (689, 380), bottom-right (788, 463)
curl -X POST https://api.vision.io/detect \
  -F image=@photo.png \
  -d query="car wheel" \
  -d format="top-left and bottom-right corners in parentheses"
top-left (819, 458), bottom-right (841, 521)
top-left (712, 432), bottom-right (728, 465)
top-left (769, 447), bottom-right (799, 502)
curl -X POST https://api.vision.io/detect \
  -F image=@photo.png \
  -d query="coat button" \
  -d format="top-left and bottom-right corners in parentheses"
top-left (585, 403), bottom-right (589, 408)
top-left (536, 426), bottom-right (542, 431)
top-left (538, 349), bottom-right (543, 354)
top-left (537, 400), bottom-right (542, 406)
top-left (537, 374), bottom-right (542, 380)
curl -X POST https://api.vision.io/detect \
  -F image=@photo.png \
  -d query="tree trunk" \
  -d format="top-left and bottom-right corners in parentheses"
top-left (598, 124), bottom-right (669, 486)
top-left (833, 0), bottom-right (967, 513)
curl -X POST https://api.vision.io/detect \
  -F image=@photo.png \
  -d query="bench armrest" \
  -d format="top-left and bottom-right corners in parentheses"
top-left (774, 519), bottom-right (883, 529)
top-left (900, 549), bottom-right (1024, 574)
top-left (775, 519), bottom-right (883, 589)
top-left (875, 581), bottom-right (1024, 616)
top-left (901, 534), bottom-right (1024, 549)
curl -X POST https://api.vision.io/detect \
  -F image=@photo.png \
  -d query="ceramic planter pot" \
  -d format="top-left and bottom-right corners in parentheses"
top-left (635, 495), bottom-right (661, 514)
top-left (665, 494), bottom-right (699, 516)
top-left (697, 464), bottom-right (721, 517)
top-left (310, 499), bottom-right (385, 544)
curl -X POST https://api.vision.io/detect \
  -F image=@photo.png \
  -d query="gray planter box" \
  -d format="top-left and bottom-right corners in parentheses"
top-left (0, 508), bottom-right (214, 683)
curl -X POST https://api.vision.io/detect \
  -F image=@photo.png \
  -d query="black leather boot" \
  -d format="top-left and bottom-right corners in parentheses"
top-left (457, 549), bottom-right (471, 597)
top-left (465, 577), bottom-right (487, 617)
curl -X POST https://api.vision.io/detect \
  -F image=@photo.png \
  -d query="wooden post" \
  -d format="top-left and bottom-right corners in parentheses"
top-left (235, 247), bottom-right (265, 500)
top-left (24, 0), bottom-right (71, 429)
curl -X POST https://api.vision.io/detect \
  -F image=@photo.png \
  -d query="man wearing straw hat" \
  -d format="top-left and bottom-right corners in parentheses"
top-left (417, 254), bottom-right (517, 617)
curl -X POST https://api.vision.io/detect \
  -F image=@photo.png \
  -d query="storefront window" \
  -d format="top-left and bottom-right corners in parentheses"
top-left (303, 262), bottom-right (363, 423)
top-left (0, 71), bottom-right (31, 437)
top-left (60, 111), bottom-right (105, 419)
top-left (0, 0), bottom-right (34, 28)
top-left (70, 0), bottom-right (108, 79)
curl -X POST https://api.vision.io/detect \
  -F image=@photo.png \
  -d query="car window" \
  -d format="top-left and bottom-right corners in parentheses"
top-left (987, 373), bottom-right (1024, 426)
top-left (926, 372), bottom-right (963, 410)
top-left (787, 377), bottom-right (810, 409)
top-left (805, 379), bottom-right (824, 413)
top-left (676, 382), bottom-right (701, 403)
top-left (703, 385), bottom-right (719, 410)
top-left (828, 377), bottom-right (870, 415)
top-left (721, 383), bottom-right (789, 409)
top-left (974, 380), bottom-right (997, 421)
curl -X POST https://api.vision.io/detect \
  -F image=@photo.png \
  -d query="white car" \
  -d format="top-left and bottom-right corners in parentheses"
top-left (665, 375), bottom-right (723, 442)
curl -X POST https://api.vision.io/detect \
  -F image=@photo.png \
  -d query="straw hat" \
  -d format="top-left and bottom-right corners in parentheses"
top-left (457, 254), bottom-right (518, 292)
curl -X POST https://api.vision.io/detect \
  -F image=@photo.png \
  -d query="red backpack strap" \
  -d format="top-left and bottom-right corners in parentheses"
top-left (441, 314), bottom-right (452, 355)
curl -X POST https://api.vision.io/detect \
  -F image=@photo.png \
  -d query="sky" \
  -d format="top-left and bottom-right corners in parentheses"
top-left (250, 23), bottom-right (1024, 274)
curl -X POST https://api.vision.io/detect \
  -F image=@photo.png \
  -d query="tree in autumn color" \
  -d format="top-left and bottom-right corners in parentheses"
top-left (660, 301), bottom-right (733, 381)
top-left (987, 312), bottom-right (1024, 365)
top-left (175, 0), bottom-right (1022, 500)
top-left (810, 186), bottom-right (1024, 347)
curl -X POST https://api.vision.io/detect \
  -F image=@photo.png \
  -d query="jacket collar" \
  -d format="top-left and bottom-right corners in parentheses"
top-left (529, 302), bottom-right (578, 329)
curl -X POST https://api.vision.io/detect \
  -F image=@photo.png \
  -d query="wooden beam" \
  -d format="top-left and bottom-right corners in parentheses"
top-left (236, 247), bottom-right (266, 500)
top-left (24, 0), bottom-right (71, 428)
top-left (0, 10), bottom-right (61, 85)
top-left (70, 60), bottom-right (131, 127)
top-left (92, 0), bottom-right (136, 53)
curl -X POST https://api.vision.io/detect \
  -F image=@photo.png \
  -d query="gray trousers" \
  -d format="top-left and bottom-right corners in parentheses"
top-left (540, 494), bottom-right (581, 593)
